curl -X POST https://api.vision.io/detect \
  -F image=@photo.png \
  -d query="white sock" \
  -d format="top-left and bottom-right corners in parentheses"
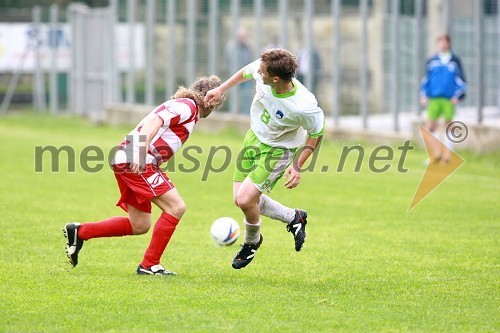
top-left (244, 219), bottom-right (261, 244)
top-left (258, 195), bottom-right (295, 224)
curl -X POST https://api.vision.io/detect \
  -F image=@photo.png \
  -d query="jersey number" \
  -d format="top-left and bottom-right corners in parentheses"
top-left (260, 109), bottom-right (271, 124)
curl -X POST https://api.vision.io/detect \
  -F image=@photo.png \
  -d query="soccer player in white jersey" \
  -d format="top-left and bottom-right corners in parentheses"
top-left (63, 76), bottom-right (226, 275)
top-left (204, 48), bottom-right (324, 269)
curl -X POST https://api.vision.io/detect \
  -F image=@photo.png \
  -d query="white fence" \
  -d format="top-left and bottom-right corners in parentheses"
top-left (0, 0), bottom-right (499, 131)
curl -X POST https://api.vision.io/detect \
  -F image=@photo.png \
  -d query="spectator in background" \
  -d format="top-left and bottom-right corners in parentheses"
top-left (420, 33), bottom-right (467, 163)
top-left (225, 28), bottom-right (254, 114)
top-left (296, 44), bottom-right (322, 96)
top-left (263, 35), bottom-right (281, 51)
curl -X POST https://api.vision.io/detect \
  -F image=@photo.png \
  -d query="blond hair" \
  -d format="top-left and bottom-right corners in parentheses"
top-left (172, 75), bottom-right (226, 117)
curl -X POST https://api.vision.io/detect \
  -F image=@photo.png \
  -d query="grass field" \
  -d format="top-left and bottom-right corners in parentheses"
top-left (0, 112), bottom-right (498, 332)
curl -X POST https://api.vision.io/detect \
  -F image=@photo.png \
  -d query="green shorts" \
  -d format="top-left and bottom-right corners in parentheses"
top-left (233, 130), bottom-right (296, 192)
top-left (427, 97), bottom-right (455, 121)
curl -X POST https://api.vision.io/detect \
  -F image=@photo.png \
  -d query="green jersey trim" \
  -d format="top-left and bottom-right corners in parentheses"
top-left (243, 71), bottom-right (253, 79)
top-left (309, 121), bottom-right (325, 138)
top-left (271, 80), bottom-right (298, 98)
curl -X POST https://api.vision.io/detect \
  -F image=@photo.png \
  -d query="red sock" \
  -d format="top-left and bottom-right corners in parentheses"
top-left (141, 212), bottom-right (180, 268)
top-left (78, 216), bottom-right (133, 240)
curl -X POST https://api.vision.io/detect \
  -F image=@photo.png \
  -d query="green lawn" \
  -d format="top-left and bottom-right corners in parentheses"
top-left (0, 113), bottom-right (498, 332)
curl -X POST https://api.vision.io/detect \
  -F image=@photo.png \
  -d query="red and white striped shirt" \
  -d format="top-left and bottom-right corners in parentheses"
top-left (113, 98), bottom-right (199, 166)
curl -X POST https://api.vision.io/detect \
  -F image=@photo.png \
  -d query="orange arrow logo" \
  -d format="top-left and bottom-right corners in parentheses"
top-left (409, 125), bottom-right (465, 210)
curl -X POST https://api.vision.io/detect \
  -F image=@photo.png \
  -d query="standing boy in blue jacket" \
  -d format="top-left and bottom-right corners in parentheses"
top-left (420, 34), bottom-right (467, 163)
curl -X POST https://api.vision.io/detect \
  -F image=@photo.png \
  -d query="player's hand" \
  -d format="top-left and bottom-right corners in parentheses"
top-left (451, 97), bottom-right (459, 105)
top-left (130, 162), bottom-right (145, 175)
top-left (284, 165), bottom-right (301, 189)
top-left (420, 96), bottom-right (428, 106)
top-left (204, 88), bottom-right (223, 107)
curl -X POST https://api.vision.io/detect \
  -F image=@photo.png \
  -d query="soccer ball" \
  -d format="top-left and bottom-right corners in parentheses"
top-left (210, 217), bottom-right (240, 246)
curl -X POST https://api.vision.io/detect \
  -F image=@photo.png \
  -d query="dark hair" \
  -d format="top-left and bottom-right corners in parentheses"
top-left (260, 48), bottom-right (297, 82)
top-left (437, 33), bottom-right (451, 44)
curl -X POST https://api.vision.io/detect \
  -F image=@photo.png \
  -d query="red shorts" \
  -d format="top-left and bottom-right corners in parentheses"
top-left (113, 164), bottom-right (175, 213)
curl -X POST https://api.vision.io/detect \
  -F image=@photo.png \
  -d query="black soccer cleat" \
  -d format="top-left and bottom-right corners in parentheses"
top-left (286, 209), bottom-right (307, 252)
top-left (232, 235), bottom-right (263, 269)
top-left (136, 264), bottom-right (177, 276)
top-left (63, 223), bottom-right (84, 267)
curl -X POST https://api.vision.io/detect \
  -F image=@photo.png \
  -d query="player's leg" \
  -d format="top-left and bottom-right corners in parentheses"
top-left (233, 132), bottom-right (262, 221)
top-left (258, 194), bottom-right (295, 223)
top-left (441, 120), bottom-right (454, 163)
top-left (138, 188), bottom-right (185, 275)
top-left (64, 205), bottom-right (142, 268)
top-left (127, 205), bottom-right (152, 234)
top-left (425, 98), bottom-right (443, 162)
top-left (259, 194), bottom-right (308, 252)
top-left (234, 179), bottom-right (265, 245)
top-left (234, 177), bottom-right (262, 241)
top-left (441, 100), bottom-right (456, 163)
top-left (250, 145), bottom-right (307, 251)
top-left (70, 166), bottom-right (151, 240)
top-left (232, 131), bottom-right (264, 269)
top-left (234, 178), bottom-right (261, 224)
top-left (63, 166), bottom-right (157, 267)
top-left (427, 119), bottom-right (438, 132)
top-left (233, 181), bottom-right (243, 206)
top-left (64, 207), bottom-right (146, 267)
top-left (427, 119), bottom-right (442, 162)
top-left (232, 177), bottom-right (263, 269)
top-left (76, 205), bottom-right (146, 240)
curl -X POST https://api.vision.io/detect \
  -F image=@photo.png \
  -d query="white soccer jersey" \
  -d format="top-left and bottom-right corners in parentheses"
top-left (113, 98), bottom-right (199, 165)
top-left (242, 59), bottom-right (325, 149)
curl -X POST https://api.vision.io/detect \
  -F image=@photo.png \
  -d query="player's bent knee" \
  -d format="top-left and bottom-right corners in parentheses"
top-left (170, 201), bottom-right (186, 219)
top-left (131, 219), bottom-right (151, 235)
top-left (235, 194), bottom-right (254, 210)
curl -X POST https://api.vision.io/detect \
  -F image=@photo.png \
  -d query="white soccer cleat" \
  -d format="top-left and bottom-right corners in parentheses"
top-left (136, 264), bottom-right (177, 276)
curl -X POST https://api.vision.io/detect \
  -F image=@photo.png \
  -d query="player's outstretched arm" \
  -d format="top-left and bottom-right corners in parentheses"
top-left (204, 68), bottom-right (249, 107)
top-left (284, 135), bottom-right (323, 189)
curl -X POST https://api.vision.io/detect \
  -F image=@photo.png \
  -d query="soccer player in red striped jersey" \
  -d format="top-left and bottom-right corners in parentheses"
top-left (63, 76), bottom-right (226, 275)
